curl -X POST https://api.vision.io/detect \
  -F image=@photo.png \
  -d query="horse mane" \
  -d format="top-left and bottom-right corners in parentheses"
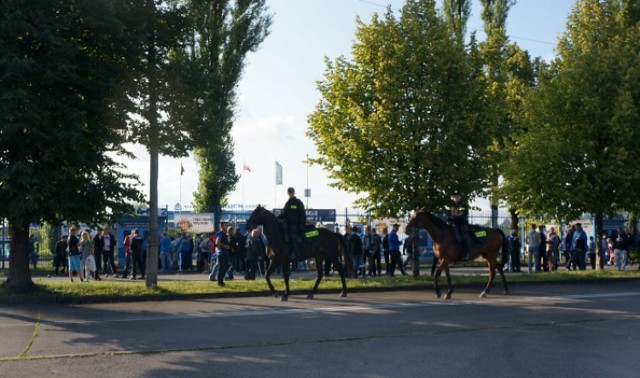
top-left (419, 209), bottom-right (450, 230)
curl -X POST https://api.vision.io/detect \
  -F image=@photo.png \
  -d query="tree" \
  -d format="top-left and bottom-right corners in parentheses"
top-left (476, 0), bottom-right (540, 232)
top-left (308, 0), bottom-right (491, 216)
top-left (502, 0), bottom-right (640, 270)
top-left (120, 0), bottom-right (193, 288)
top-left (175, 0), bottom-right (272, 216)
top-left (0, 0), bottom-right (143, 292)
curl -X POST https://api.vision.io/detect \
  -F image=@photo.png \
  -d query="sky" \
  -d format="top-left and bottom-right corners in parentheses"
top-left (122, 0), bottom-right (576, 213)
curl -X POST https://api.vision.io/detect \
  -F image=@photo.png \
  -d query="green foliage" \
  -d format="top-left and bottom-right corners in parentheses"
top-left (308, 0), bottom-right (491, 216)
top-left (0, 0), bottom-right (143, 225)
top-left (502, 0), bottom-right (640, 221)
top-left (121, 0), bottom-right (193, 156)
top-left (175, 0), bottom-right (272, 212)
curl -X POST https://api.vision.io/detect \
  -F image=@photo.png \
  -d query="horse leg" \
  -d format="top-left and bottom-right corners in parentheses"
top-left (333, 256), bottom-right (348, 298)
top-left (281, 258), bottom-right (291, 302)
top-left (480, 261), bottom-right (497, 298)
top-left (434, 260), bottom-right (446, 298)
top-left (443, 263), bottom-right (453, 300)
top-left (265, 259), bottom-right (278, 297)
top-left (307, 256), bottom-right (324, 299)
top-left (430, 257), bottom-right (438, 277)
top-left (496, 262), bottom-right (509, 295)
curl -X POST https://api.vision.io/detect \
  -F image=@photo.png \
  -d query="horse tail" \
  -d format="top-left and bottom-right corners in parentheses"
top-left (496, 228), bottom-right (508, 268)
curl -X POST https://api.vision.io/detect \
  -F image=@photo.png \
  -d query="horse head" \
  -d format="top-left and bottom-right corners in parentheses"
top-left (246, 205), bottom-right (267, 231)
top-left (406, 207), bottom-right (428, 234)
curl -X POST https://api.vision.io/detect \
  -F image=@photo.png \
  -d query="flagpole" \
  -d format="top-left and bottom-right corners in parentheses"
top-left (179, 161), bottom-right (183, 213)
top-left (242, 169), bottom-right (245, 211)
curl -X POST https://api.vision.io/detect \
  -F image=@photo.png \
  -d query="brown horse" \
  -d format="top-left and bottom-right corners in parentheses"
top-left (405, 208), bottom-right (509, 299)
top-left (246, 205), bottom-right (348, 301)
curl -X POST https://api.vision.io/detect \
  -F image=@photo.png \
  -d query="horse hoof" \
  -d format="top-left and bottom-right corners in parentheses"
top-left (504, 290), bottom-right (509, 295)
top-left (306, 294), bottom-right (314, 299)
top-left (339, 292), bottom-right (347, 298)
top-left (436, 292), bottom-right (442, 299)
top-left (479, 292), bottom-right (487, 298)
top-left (280, 296), bottom-right (288, 302)
top-left (444, 293), bottom-right (451, 300)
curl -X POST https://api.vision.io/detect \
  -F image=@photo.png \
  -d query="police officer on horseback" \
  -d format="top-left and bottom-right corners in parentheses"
top-left (278, 187), bottom-right (306, 260)
top-left (448, 190), bottom-right (471, 259)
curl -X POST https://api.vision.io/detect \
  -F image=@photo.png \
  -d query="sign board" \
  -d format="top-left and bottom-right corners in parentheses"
top-left (174, 213), bottom-right (215, 233)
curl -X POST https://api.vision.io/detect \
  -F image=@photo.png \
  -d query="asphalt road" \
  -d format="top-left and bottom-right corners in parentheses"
top-left (0, 281), bottom-right (639, 378)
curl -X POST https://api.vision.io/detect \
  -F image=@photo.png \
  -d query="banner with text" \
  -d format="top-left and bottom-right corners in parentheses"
top-left (174, 213), bottom-right (215, 233)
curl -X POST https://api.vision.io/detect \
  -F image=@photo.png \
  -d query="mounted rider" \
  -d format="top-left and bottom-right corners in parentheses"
top-left (278, 187), bottom-right (307, 260)
top-left (448, 190), bottom-right (471, 259)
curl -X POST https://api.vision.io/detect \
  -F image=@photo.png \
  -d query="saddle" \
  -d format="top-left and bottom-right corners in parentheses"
top-left (450, 223), bottom-right (488, 249)
top-left (291, 225), bottom-right (322, 259)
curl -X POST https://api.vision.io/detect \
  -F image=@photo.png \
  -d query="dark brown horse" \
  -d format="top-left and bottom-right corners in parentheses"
top-left (405, 208), bottom-right (509, 299)
top-left (246, 205), bottom-right (348, 301)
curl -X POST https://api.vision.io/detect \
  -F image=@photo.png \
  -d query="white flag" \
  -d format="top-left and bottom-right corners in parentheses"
top-left (275, 161), bottom-right (283, 185)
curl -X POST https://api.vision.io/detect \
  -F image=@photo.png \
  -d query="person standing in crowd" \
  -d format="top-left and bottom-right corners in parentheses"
top-left (564, 225), bottom-right (576, 270)
top-left (92, 227), bottom-right (103, 279)
top-left (121, 231), bottom-right (133, 278)
top-left (244, 229), bottom-right (262, 280)
top-left (403, 227), bottom-right (420, 277)
top-left (372, 228), bottom-right (382, 276)
top-left (196, 234), bottom-right (210, 273)
top-left (342, 225), bottom-right (354, 278)
top-left (526, 224), bottom-right (541, 273)
top-left (234, 228), bottom-right (247, 275)
top-left (101, 226), bottom-right (117, 277)
top-left (129, 228), bottom-right (145, 280)
top-left (363, 226), bottom-right (378, 277)
top-left (67, 227), bottom-right (82, 282)
top-left (349, 226), bottom-right (364, 278)
top-left (381, 227), bottom-right (390, 275)
top-left (507, 229), bottom-right (521, 272)
top-left (225, 226), bottom-right (237, 280)
top-left (613, 227), bottom-right (630, 271)
top-left (79, 230), bottom-right (98, 281)
top-left (177, 233), bottom-right (192, 272)
top-left (53, 234), bottom-right (68, 276)
top-left (159, 232), bottom-right (173, 273)
top-left (538, 225), bottom-right (548, 272)
top-left (210, 221), bottom-right (232, 286)
top-left (587, 236), bottom-right (597, 270)
top-left (546, 227), bottom-right (561, 271)
top-left (572, 223), bottom-right (588, 270)
top-left (388, 224), bottom-right (406, 276)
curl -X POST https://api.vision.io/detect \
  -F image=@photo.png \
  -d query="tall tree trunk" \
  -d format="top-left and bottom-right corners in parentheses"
top-left (2, 221), bottom-right (35, 293)
top-left (145, 2), bottom-right (159, 289)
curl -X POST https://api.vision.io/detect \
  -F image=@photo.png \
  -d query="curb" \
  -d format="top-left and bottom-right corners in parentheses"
top-left (1, 276), bottom-right (638, 306)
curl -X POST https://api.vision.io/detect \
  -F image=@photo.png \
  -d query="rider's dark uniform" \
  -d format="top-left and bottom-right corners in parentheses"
top-left (278, 194), bottom-right (306, 259)
top-left (449, 199), bottom-right (470, 259)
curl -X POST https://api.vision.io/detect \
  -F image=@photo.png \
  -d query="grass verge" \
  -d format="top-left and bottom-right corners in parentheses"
top-left (1, 269), bottom-right (639, 304)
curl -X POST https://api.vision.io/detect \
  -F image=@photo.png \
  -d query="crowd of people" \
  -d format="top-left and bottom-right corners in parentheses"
top-left (511, 223), bottom-right (638, 273)
top-left (31, 188), bottom-right (640, 283)
top-left (338, 223), bottom-right (417, 279)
